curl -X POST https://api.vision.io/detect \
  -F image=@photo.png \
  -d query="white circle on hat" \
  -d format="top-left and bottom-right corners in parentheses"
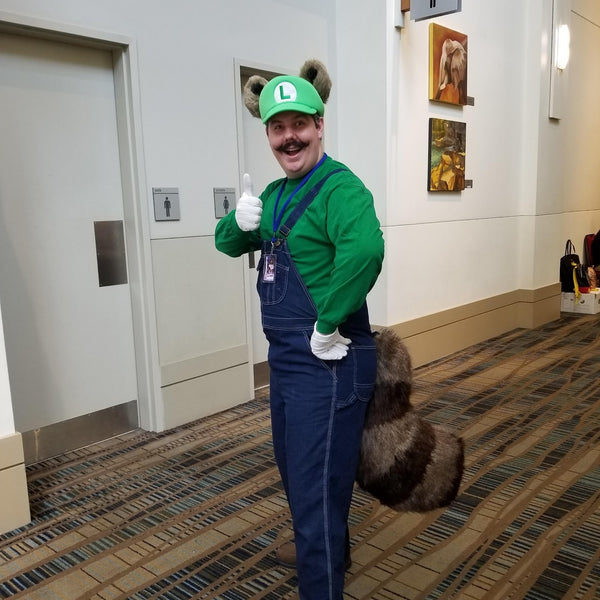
top-left (274, 81), bottom-right (297, 104)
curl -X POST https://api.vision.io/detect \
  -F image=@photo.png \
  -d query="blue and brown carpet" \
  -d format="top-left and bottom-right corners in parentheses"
top-left (1, 314), bottom-right (599, 599)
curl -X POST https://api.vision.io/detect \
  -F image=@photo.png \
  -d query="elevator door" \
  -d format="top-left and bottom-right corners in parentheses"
top-left (0, 33), bottom-right (138, 460)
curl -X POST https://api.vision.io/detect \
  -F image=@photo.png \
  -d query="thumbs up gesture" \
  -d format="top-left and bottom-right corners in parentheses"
top-left (235, 173), bottom-right (263, 232)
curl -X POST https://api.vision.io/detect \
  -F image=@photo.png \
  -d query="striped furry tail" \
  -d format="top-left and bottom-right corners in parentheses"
top-left (357, 328), bottom-right (464, 512)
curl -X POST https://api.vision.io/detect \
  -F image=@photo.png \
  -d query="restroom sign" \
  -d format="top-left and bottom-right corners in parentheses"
top-left (410, 0), bottom-right (462, 21)
top-left (214, 187), bottom-right (235, 219)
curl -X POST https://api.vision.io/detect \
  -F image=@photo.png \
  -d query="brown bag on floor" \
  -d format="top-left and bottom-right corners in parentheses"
top-left (356, 328), bottom-right (464, 512)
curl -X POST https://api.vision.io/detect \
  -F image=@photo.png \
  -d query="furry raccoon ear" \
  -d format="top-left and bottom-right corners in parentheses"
top-left (299, 58), bottom-right (332, 104)
top-left (243, 75), bottom-right (268, 118)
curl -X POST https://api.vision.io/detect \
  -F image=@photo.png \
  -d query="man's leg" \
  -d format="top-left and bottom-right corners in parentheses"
top-left (283, 348), bottom-right (371, 599)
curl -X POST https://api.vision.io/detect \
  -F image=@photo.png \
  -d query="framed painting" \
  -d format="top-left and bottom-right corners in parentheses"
top-left (429, 23), bottom-right (468, 106)
top-left (428, 118), bottom-right (466, 192)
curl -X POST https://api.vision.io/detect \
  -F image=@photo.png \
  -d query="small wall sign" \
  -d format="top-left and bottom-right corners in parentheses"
top-left (410, 0), bottom-right (462, 21)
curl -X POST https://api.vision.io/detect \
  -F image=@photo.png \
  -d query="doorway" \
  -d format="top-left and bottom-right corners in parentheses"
top-left (0, 31), bottom-right (144, 463)
top-left (237, 64), bottom-right (284, 387)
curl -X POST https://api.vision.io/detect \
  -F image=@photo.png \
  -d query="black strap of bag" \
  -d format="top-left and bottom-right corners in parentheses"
top-left (565, 240), bottom-right (576, 257)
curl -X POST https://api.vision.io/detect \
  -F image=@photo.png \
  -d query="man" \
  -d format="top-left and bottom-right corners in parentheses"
top-left (215, 71), bottom-right (384, 599)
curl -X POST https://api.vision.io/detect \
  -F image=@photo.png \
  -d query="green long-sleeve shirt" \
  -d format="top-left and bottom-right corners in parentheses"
top-left (215, 156), bottom-right (384, 334)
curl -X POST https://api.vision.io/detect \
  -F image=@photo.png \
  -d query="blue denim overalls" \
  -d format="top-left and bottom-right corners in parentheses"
top-left (257, 170), bottom-right (377, 599)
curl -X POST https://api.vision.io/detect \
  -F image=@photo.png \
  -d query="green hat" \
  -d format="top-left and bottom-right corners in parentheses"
top-left (259, 75), bottom-right (324, 124)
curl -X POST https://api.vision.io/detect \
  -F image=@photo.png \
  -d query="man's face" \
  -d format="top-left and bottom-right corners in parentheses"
top-left (266, 111), bottom-right (324, 179)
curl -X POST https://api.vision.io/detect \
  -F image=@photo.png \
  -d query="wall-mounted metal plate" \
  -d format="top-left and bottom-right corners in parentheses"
top-left (94, 220), bottom-right (128, 287)
top-left (153, 187), bottom-right (180, 221)
top-left (214, 187), bottom-right (235, 219)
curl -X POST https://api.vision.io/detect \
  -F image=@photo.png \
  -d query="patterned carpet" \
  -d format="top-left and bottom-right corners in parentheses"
top-left (0, 314), bottom-right (599, 599)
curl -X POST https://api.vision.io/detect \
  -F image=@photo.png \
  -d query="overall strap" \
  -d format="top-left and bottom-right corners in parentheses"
top-left (278, 168), bottom-right (346, 240)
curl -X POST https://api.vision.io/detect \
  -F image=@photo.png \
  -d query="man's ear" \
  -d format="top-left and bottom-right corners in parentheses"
top-left (316, 116), bottom-right (324, 139)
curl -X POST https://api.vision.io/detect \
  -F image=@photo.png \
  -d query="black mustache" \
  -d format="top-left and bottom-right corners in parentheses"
top-left (275, 140), bottom-right (308, 153)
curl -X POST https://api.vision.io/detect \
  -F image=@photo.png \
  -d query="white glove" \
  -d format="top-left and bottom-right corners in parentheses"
top-left (310, 325), bottom-right (352, 360)
top-left (235, 173), bottom-right (262, 232)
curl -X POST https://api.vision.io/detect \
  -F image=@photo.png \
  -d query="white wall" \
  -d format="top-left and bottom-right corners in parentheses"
top-left (382, 0), bottom-right (541, 324)
top-left (0, 0), bottom-right (337, 431)
top-left (535, 0), bottom-right (600, 286)
top-left (375, 0), bottom-right (600, 325)
top-left (0, 0), bottom-right (333, 240)
top-left (0, 0), bottom-right (599, 435)
top-left (0, 305), bottom-right (15, 437)
top-left (333, 0), bottom-right (389, 325)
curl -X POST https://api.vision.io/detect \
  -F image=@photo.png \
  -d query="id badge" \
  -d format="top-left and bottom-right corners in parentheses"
top-left (262, 254), bottom-right (277, 283)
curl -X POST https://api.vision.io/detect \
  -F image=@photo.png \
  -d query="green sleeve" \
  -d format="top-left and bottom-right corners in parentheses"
top-left (214, 209), bottom-right (261, 257)
top-left (316, 182), bottom-right (384, 334)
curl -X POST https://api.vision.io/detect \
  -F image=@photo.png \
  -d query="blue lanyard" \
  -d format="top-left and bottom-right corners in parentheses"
top-left (271, 153), bottom-right (327, 242)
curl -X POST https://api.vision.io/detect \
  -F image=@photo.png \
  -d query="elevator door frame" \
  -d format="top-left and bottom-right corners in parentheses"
top-left (0, 10), bottom-right (162, 434)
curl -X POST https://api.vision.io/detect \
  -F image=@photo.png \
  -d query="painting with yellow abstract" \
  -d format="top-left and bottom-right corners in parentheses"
top-left (429, 23), bottom-right (468, 106)
top-left (428, 118), bottom-right (466, 192)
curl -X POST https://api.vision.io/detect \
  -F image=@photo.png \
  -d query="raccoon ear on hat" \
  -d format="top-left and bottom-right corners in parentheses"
top-left (299, 58), bottom-right (331, 105)
top-left (243, 75), bottom-right (268, 119)
top-left (242, 59), bottom-right (332, 118)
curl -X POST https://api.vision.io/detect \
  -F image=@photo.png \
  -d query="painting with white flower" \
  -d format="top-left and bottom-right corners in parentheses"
top-left (429, 23), bottom-right (468, 106)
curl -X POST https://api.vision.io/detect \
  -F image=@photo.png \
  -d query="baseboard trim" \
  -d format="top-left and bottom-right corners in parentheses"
top-left (21, 400), bottom-right (138, 465)
top-left (387, 284), bottom-right (561, 367)
top-left (253, 362), bottom-right (270, 390)
top-left (252, 284), bottom-right (562, 380)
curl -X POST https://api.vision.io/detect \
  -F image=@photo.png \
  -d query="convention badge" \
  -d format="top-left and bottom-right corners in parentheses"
top-left (262, 253), bottom-right (277, 283)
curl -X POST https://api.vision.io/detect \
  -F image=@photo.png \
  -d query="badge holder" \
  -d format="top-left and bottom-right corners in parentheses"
top-left (262, 243), bottom-right (277, 283)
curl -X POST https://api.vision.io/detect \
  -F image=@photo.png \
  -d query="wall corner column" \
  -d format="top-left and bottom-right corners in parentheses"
top-left (0, 432), bottom-right (30, 534)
